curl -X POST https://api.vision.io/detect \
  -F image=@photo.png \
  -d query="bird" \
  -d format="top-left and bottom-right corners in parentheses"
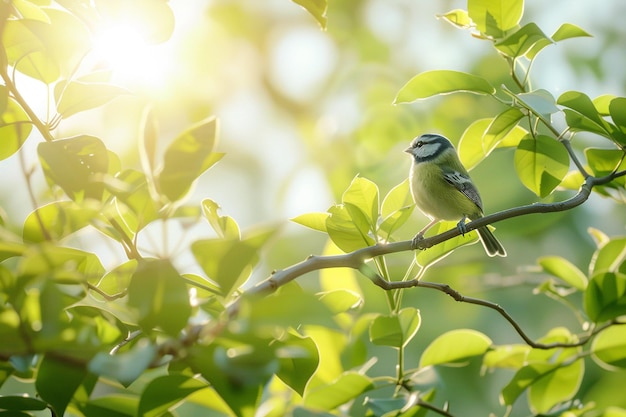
top-left (404, 133), bottom-right (506, 257)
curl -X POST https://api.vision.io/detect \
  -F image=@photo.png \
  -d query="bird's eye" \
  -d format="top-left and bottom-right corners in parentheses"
top-left (415, 141), bottom-right (424, 148)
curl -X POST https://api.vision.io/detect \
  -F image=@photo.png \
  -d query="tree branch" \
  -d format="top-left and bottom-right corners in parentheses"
top-left (224, 173), bottom-right (624, 349)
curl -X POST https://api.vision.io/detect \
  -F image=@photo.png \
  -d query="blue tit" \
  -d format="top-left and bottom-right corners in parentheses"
top-left (404, 133), bottom-right (506, 257)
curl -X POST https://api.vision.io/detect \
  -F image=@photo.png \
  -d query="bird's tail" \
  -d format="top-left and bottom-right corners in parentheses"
top-left (477, 226), bottom-right (506, 257)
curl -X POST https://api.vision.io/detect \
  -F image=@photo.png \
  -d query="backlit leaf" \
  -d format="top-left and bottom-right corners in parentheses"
top-left (326, 204), bottom-right (375, 253)
top-left (275, 332), bottom-right (320, 396)
top-left (528, 358), bottom-right (584, 414)
top-left (394, 70), bottom-right (495, 104)
top-left (458, 118), bottom-right (527, 170)
top-left (420, 329), bottom-right (491, 367)
top-left (514, 135), bottom-right (569, 197)
top-left (437, 9), bottom-right (471, 29)
top-left (23, 200), bottom-right (100, 243)
top-left (291, 212), bottom-right (329, 233)
top-left (36, 355), bottom-right (87, 416)
top-left (55, 81), bottom-right (129, 118)
top-left (584, 272), bottom-right (626, 323)
top-left (591, 325), bottom-right (626, 369)
top-left (468, 0), bottom-right (524, 38)
top-left (342, 176), bottom-right (379, 230)
top-left (291, 0), bottom-right (327, 29)
top-left (138, 374), bottom-right (206, 417)
top-left (202, 198), bottom-right (240, 239)
top-left (416, 221), bottom-right (479, 267)
top-left (128, 258), bottom-right (191, 336)
top-left (38, 135), bottom-right (109, 201)
top-left (552, 23), bottom-right (592, 42)
top-left (158, 116), bottom-right (223, 202)
top-left (369, 308), bottom-right (420, 348)
top-left (304, 372), bottom-right (374, 410)
top-left (0, 91), bottom-right (33, 161)
top-left (495, 23), bottom-right (552, 58)
top-left (538, 256), bottom-right (588, 290)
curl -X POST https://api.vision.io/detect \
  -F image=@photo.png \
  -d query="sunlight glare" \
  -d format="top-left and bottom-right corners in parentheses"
top-left (91, 23), bottom-right (171, 90)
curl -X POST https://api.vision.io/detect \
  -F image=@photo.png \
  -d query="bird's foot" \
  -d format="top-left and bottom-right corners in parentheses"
top-left (411, 233), bottom-right (426, 250)
top-left (456, 216), bottom-right (468, 236)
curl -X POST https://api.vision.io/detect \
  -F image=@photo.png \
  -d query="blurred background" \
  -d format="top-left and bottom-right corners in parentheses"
top-left (1, 0), bottom-right (626, 414)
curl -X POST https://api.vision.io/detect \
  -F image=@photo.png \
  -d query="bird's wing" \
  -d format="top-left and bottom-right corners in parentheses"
top-left (442, 169), bottom-right (484, 212)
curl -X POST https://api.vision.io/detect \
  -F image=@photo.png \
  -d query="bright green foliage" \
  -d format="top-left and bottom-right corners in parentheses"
top-left (0, 1), bottom-right (625, 417)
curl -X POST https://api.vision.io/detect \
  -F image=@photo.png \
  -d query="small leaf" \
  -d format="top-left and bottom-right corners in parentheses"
top-left (23, 200), bottom-right (100, 243)
top-left (514, 135), bottom-right (570, 197)
top-left (467, 0), bottom-right (524, 38)
top-left (55, 81), bottom-right (129, 118)
top-left (158, 116), bottom-right (222, 202)
top-left (36, 355), bottom-right (87, 416)
top-left (420, 329), bottom-right (492, 367)
top-left (326, 204), bottom-right (375, 253)
top-left (291, 212), bottom-right (329, 233)
top-left (483, 345), bottom-right (530, 370)
top-left (128, 258), bottom-right (191, 336)
top-left (291, 0), bottom-right (327, 29)
top-left (369, 308), bottom-right (420, 348)
top-left (584, 272), bottom-right (626, 323)
top-left (538, 256), bottom-right (588, 290)
top-left (38, 135), bottom-right (109, 201)
top-left (110, 169), bottom-right (160, 231)
top-left (589, 237), bottom-right (626, 275)
top-left (88, 340), bottom-right (157, 386)
top-left (304, 372), bottom-right (374, 410)
top-left (201, 199), bottom-right (240, 239)
top-left (83, 394), bottom-right (139, 417)
top-left (591, 325), bottom-right (626, 369)
top-left (458, 118), bottom-right (527, 170)
top-left (394, 70), bottom-right (495, 104)
top-left (0, 395), bottom-right (47, 412)
top-left (552, 23), bottom-right (592, 42)
top-left (275, 332), bottom-right (320, 396)
top-left (483, 107), bottom-right (525, 151)
top-left (0, 92), bottom-right (33, 161)
top-left (138, 374), bottom-right (206, 417)
top-left (437, 9), bottom-right (471, 29)
top-left (528, 358), bottom-right (584, 414)
top-left (495, 23), bottom-right (552, 58)
top-left (516, 89), bottom-right (560, 117)
top-left (609, 97), bottom-right (626, 137)
top-left (319, 289), bottom-right (362, 314)
top-left (342, 176), bottom-right (379, 231)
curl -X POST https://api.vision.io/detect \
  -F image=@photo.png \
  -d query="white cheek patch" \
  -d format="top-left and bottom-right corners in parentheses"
top-left (416, 143), bottom-right (440, 158)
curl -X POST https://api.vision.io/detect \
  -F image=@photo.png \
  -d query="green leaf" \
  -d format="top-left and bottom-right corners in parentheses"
top-left (275, 332), bottom-right (320, 396)
top-left (127, 258), bottom-right (191, 335)
top-left (394, 70), bottom-right (495, 104)
top-left (0, 396), bottom-right (47, 411)
top-left (552, 23), bottom-right (592, 42)
top-left (467, 0), bottom-right (524, 38)
top-left (528, 358), bottom-right (584, 414)
top-left (558, 91), bottom-right (626, 143)
top-left (495, 23), bottom-right (552, 58)
top-left (110, 169), bottom-right (160, 232)
top-left (379, 179), bottom-right (415, 240)
top-left (591, 325), bottom-right (626, 369)
top-left (186, 343), bottom-right (269, 417)
top-left (514, 135), bottom-right (570, 197)
top-left (483, 345), bottom-right (530, 370)
top-left (369, 308), bottom-right (420, 348)
top-left (192, 228), bottom-right (275, 298)
top-left (420, 329), bottom-right (491, 367)
top-left (483, 107), bottom-right (525, 151)
top-left (36, 355), bottom-right (87, 416)
top-left (609, 97), bottom-right (626, 139)
top-left (158, 116), bottom-right (223, 202)
top-left (138, 374), bottom-right (206, 417)
top-left (22, 200), bottom-right (100, 243)
top-left (538, 256), bottom-right (588, 290)
top-left (0, 241), bottom-right (26, 262)
top-left (516, 89), bottom-right (560, 117)
top-left (458, 118), bottom-right (527, 170)
top-left (88, 340), bottom-right (157, 387)
top-left (416, 221), bottom-right (479, 268)
top-left (201, 198), bottom-right (240, 239)
top-left (55, 81), bottom-right (129, 118)
top-left (325, 204), bottom-right (375, 253)
top-left (83, 395), bottom-right (139, 417)
top-left (291, 0), bottom-right (327, 29)
top-left (18, 243), bottom-right (105, 284)
top-left (0, 92), bottom-right (33, 161)
top-left (584, 272), bottom-right (626, 323)
top-left (589, 237), bottom-right (626, 275)
top-left (319, 289), bottom-right (362, 314)
top-left (304, 372), bottom-right (374, 411)
top-left (38, 135), bottom-right (109, 201)
top-left (291, 212), bottom-right (329, 233)
top-left (437, 9), bottom-right (471, 29)
top-left (342, 176), bottom-right (379, 231)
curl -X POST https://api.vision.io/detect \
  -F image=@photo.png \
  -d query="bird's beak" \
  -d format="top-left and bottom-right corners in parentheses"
top-left (403, 147), bottom-right (412, 154)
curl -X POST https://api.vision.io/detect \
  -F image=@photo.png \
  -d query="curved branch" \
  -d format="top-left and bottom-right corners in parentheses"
top-left (225, 174), bottom-right (625, 349)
